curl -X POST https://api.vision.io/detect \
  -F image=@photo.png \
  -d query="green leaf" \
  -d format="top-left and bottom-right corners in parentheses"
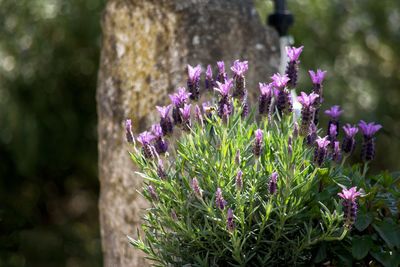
top-left (355, 211), bottom-right (373, 231)
top-left (351, 235), bottom-right (373, 260)
top-left (313, 242), bottom-right (327, 263)
top-left (371, 250), bottom-right (400, 267)
top-left (372, 219), bottom-right (400, 249)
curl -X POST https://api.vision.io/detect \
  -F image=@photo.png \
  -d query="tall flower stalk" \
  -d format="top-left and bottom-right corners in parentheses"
top-left (231, 60), bottom-right (248, 99)
top-left (309, 69), bottom-right (327, 125)
top-left (314, 136), bottom-right (330, 166)
top-left (338, 187), bottom-right (362, 229)
top-left (325, 105), bottom-right (343, 138)
top-left (215, 79), bottom-right (233, 118)
top-left (137, 131), bottom-right (155, 159)
top-left (285, 46), bottom-right (303, 89)
top-left (358, 120), bottom-right (382, 162)
top-left (272, 73), bottom-right (292, 116)
top-left (297, 92), bottom-right (319, 136)
top-left (259, 83), bottom-right (273, 116)
top-left (187, 64), bottom-right (201, 101)
top-left (170, 87), bottom-right (190, 125)
top-left (342, 124), bottom-right (358, 155)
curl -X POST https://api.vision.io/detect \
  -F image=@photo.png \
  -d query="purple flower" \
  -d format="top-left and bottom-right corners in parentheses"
top-left (217, 61), bottom-right (225, 73)
top-left (333, 141), bottom-right (342, 163)
top-left (269, 172), bottom-right (278, 195)
top-left (314, 136), bottom-right (330, 166)
top-left (307, 123), bottom-right (317, 145)
top-left (180, 104), bottom-right (191, 121)
top-left (156, 105), bottom-right (172, 119)
top-left (187, 64), bottom-right (201, 100)
top-left (231, 60), bottom-right (249, 77)
top-left (358, 120), bottom-right (382, 138)
top-left (151, 124), bottom-right (163, 138)
top-left (271, 73), bottom-right (290, 89)
top-left (286, 46), bottom-right (304, 62)
top-left (214, 79), bottom-right (233, 97)
top-left (217, 61), bottom-right (227, 83)
top-left (309, 69), bottom-right (327, 125)
top-left (342, 124), bottom-right (358, 154)
top-left (188, 64), bottom-right (201, 82)
top-left (297, 92), bottom-right (319, 108)
top-left (151, 124), bottom-right (168, 154)
top-left (191, 177), bottom-right (202, 199)
top-left (180, 104), bottom-right (192, 130)
top-left (274, 89), bottom-right (293, 116)
top-left (325, 105), bottom-right (343, 138)
top-left (297, 92), bottom-right (318, 136)
top-left (259, 82), bottom-right (273, 97)
top-left (259, 83), bottom-right (273, 115)
top-left (343, 124), bottom-right (359, 138)
top-left (285, 46), bottom-right (303, 88)
top-left (231, 60), bottom-right (248, 99)
top-left (253, 129), bottom-right (263, 157)
top-left (325, 105), bottom-right (343, 121)
top-left (338, 186), bottom-right (362, 201)
top-left (215, 79), bottom-right (233, 118)
top-left (358, 120), bottom-right (382, 162)
top-left (328, 124), bottom-right (338, 147)
top-left (338, 187), bottom-right (362, 229)
top-left (156, 105), bottom-right (173, 136)
top-left (157, 159), bottom-right (167, 180)
top-left (137, 131), bottom-right (155, 145)
top-left (272, 75), bottom-right (292, 116)
top-left (329, 124), bottom-right (338, 138)
top-left (236, 170), bottom-right (243, 191)
top-left (137, 131), bottom-right (155, 159)
top-left (170, 87), bottom-right (190, 125)
top-left (227, 208), bottom-right (235, 232)
top-left (125, 119), bottom-right (134, 143)
top-left (147, 185), bottom-right (158, 201)
top-left (215, 188), bottom-right (227, 210)
top-left (205, 64), bottom-right (215, 91)
top-left (316, 136), bottom-right (330, 149)
top-left (255, 129), bottom-right (263, 142)
top-left (169, 87), bottom-right (191, 107)
top-left (309, 69), bottom-right (327, 85)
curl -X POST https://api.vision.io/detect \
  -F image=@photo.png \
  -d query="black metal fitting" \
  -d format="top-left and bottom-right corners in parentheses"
top-left (268, 0), bottom-right (294, 37)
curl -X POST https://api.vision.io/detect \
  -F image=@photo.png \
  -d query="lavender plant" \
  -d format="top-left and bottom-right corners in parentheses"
top-left (125, 46), bottom-right (385, 266)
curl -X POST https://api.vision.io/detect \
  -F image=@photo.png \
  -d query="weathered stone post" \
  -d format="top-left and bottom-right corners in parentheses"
top-left (96, 0), bottom-right (279, 265)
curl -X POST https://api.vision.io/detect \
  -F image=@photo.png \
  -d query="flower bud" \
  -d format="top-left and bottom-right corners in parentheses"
top-left (215, 188), bottom-right (227, 210)
top-left (235, 170), bottom-right (243, 191)
top-left (269, 172), bottom-right (278, 195)
top-left (227, 208), bottom-right (235, 232)
top-left (125, 119), bottom-right (134, 143)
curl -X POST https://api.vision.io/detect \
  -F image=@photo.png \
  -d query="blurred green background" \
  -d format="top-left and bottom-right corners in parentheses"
top-left (0, 0), bottom-right (398, 266)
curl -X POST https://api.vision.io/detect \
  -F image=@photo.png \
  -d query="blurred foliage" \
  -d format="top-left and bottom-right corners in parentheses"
top-left (0, 0), bottom-right (399, 266)
top-left (256, 0), bottom-right (400, 173)
top-left (0, 0), bottom-right (104, 266)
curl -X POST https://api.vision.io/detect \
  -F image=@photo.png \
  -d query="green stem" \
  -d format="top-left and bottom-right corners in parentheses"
top-left (362, 162), bottom-right (369, 178)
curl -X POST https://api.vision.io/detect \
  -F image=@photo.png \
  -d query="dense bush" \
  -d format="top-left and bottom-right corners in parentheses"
top-left (126, 47), bottom-right (395, 265)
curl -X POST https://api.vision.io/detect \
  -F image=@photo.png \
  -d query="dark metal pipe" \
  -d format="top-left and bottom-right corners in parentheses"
top-left (268, 0), bottom-right (294, 37)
